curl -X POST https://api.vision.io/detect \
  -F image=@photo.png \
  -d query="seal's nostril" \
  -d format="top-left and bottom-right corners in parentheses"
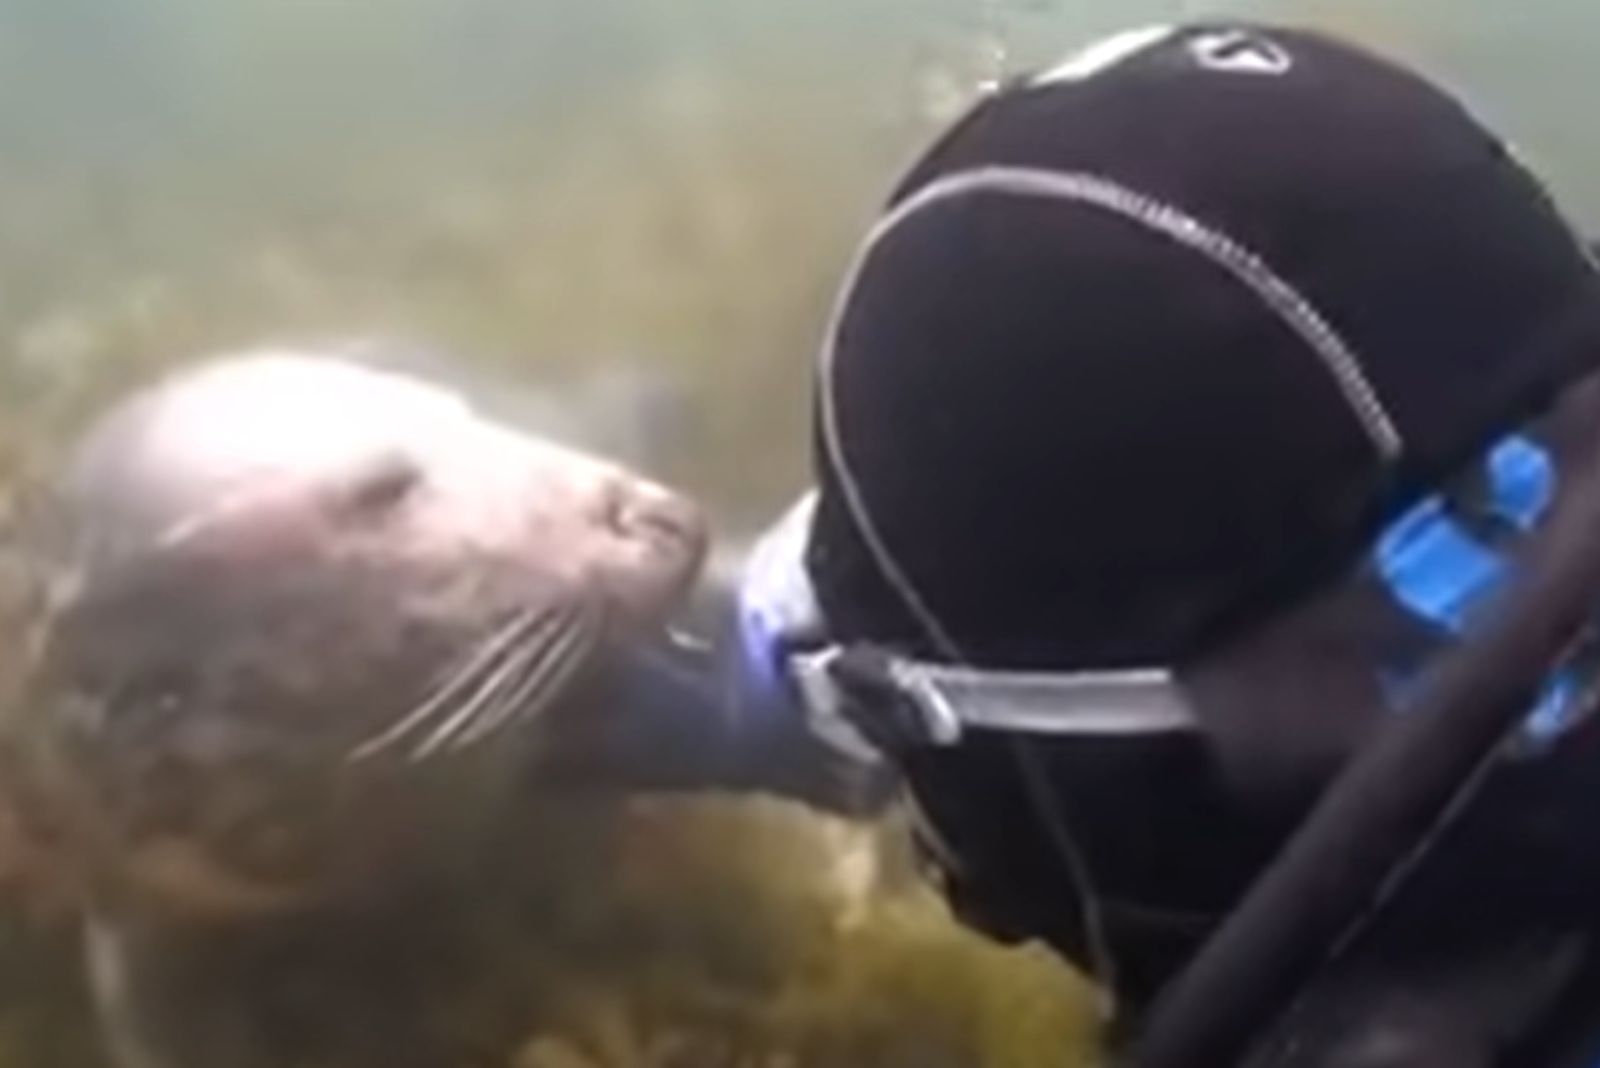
top-left (632, 507), bottom-right (683, 543)
top-left (606, 485), bottom-right (707, 555)
top-left (595, 482), bottom-right (632, 538)
top-left (640, 495), bottom-right (709, 557)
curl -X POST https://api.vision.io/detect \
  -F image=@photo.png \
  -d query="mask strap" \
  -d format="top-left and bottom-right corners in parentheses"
top-left (794, 647), bottom-right (1195, 751)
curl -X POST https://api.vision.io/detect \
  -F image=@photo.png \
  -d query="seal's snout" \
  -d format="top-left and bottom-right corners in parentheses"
top-left (605, 479), bottom-right (708, 561)
top-left (582, 475), bottom-right (710, 630)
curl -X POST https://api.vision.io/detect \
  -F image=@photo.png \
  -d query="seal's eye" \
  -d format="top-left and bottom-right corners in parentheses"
top-left (340, 456), bottom-right (423, 519)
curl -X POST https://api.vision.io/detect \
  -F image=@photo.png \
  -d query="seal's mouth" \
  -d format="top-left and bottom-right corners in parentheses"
top-left (508, 550), bottom-right (754, 796)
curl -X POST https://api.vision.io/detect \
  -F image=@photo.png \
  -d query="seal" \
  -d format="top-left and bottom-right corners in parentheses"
top-left (15, 346), bottom-right (710, 922)
top-left (0, 345), bottom-right (716, 1068)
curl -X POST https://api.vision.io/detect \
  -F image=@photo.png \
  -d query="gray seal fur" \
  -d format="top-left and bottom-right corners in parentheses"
top-left (11, 346), bottom-right (710, 1067)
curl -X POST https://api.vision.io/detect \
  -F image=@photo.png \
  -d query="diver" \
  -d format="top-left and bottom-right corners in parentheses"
top-left (633, 20), bottom-right (1600, 1068)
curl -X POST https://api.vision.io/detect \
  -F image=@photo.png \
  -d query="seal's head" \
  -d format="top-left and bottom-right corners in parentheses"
top-left (19, 349), bottom-right (708, 920)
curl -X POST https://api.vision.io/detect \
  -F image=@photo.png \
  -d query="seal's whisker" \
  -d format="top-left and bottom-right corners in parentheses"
top-left (349, 609), bottom-right (541, 762)
top-left (508, 609), bottom-right (601, 728)
top-left (408, 607), bottom-right (576, 761)
top-left (407, 639), bottom-right (551, 761)
top-left (402, 619), bottom-right (562, 762)
top-left (504, 629), bottom-right (593, 731)
top-left (506, 605), bottom-right (601, 714)
top-left (348, 606), bottom-right (546, 761)
top-left (427, 609), bottom-right (545, 705)
top-left (452, 609), bottom-right (599, 750)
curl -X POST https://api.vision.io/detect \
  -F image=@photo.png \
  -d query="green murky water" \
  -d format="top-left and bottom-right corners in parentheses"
top-left (0, 3), bottom-right (1596, 1065)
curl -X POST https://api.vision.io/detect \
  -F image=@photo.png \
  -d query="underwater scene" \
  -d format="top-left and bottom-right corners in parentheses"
top-left (1, 2), bottom-right (1599, 1066)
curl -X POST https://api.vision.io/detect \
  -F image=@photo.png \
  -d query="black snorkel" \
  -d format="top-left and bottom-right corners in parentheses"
top-left (1125, 379), bottom-right (1600, 1068)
